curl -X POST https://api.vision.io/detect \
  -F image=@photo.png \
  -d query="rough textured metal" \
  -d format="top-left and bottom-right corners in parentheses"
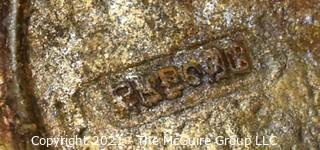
top-left (0, 1), bottom-right (15, 149)
top-left (1, 0), bottom-right (319, 149)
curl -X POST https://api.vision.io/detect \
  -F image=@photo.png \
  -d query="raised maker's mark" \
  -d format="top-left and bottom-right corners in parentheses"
top-left (110, 44), bottom-right (251, 111)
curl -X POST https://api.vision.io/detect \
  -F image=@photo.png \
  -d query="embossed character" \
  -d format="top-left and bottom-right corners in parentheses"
top-left (158, 66), bottom-right (184, 100)
top-left (226, 45), bottom-right (250, 74)
top-left (201, 49), bottom-right (228, 83)
top-left (182, 62), bottom-right (202, 87)
top-left (128, 75), bottom-right (163, 107)
top-left (111, 81), bottom-right (140, 111)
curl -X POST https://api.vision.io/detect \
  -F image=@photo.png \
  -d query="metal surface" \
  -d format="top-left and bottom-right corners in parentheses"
top-left (1, 0), bottom-right (320, 149)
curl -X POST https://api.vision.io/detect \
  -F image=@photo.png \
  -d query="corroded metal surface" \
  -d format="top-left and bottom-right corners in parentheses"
top-left (1, 0), bottom-right (319, 149)
top-left (75, 38), bottom-right (254, 128)
top-left (1, 0), bottom-right (44, 149)
top-left (0, 1), bottom-right (14, 149)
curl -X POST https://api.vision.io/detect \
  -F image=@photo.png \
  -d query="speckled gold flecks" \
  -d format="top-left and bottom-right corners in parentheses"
top-left (26, 0), bottom-right (320, 149)
top-left (273, 63), bottom-right (309, 110)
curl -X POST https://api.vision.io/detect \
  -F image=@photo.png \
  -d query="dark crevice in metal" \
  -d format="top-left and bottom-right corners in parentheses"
top-left (0, 0), bottom-right (15, 149)
top-left (8, 0), bottom-right (48, 149)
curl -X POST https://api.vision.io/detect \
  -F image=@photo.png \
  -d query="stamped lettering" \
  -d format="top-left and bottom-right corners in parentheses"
top-left (108, 44), bottom-right (251, 111)
top-left (75, 40), bottom-right (253, 128)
